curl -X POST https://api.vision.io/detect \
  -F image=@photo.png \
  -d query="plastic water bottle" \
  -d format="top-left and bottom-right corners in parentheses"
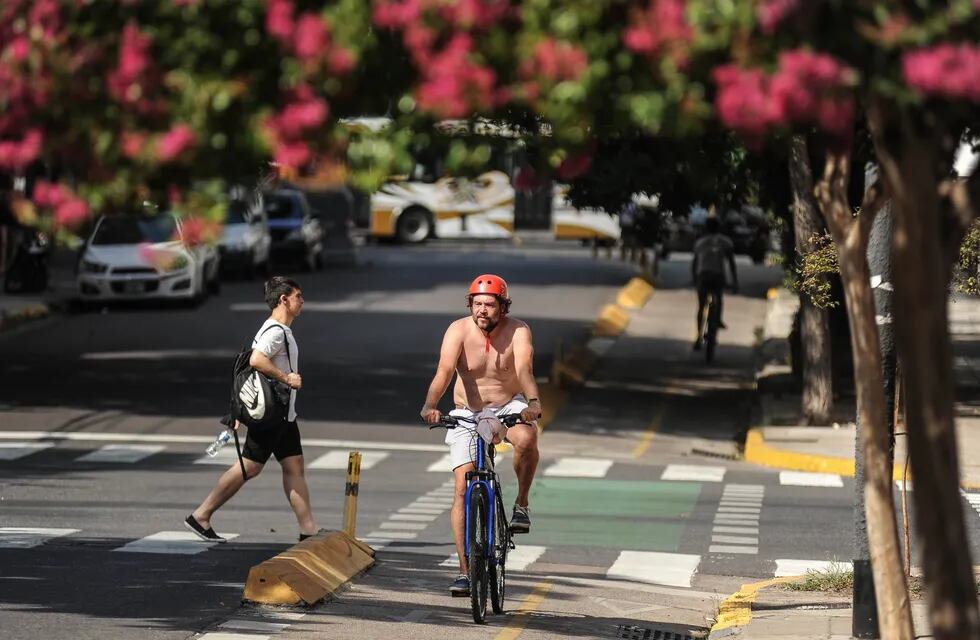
top-left (206, 429), bottom-right (233, 457)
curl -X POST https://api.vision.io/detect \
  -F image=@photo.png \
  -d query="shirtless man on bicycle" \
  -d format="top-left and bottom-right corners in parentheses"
top-left (420, 274), bottom-right (542, 596)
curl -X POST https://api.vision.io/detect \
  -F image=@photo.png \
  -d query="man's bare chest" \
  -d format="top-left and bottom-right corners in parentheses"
top-left (457, 334), bottom-right (514, 376)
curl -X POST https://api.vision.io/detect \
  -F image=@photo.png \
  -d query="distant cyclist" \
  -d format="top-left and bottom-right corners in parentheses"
top-left (420, 274), bottom-right (542, 597)
top-left (692, 216), bottom-right (738, 350)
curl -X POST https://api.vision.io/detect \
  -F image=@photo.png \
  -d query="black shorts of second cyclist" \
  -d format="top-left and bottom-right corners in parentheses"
top-left (242, 420), bottom-right (303, 464)
top-left (696, 272), bottom-right (726, 305)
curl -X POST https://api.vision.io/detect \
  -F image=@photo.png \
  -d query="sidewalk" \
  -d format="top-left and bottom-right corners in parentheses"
top-left (745, 288), bottom-right (980, 489)
top-left (0, 246), bottom-right (76, 333)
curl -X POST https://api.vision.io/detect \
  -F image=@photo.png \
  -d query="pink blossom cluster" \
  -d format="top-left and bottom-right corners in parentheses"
top-left (107, 22), bottom-right (155, 111)
top-left (623, 0), bottom-right (693, 66)
top-left (713, 50), bottom-right (856, 144)
top-left (374, 0), bottom-right (509, 31)
top-left (156, 124), bottom-right (197, 162)
top-left (176, 216), bottom-right (220, 247)
top-left (557, 153), bottom-right (592, 180)
top-left (265, 0), bottom-right (354, 73)
top-left (0, 130), bottom-right (43, 171)
top-left (523, 39), bottom-right (589, 84)
top-left (264, 85), bottom-right (330, 169)
top-left (756, 0), bottom-right (801, 35)
top-left (415, 34), bottom-right (499, 119)
top-left (32, 180), bottom-right (90, 229)
top-left (902, 44), bottom-right (980, 103)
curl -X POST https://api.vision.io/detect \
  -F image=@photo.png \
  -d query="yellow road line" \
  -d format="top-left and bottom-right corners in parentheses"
top-left (495, 581), bottom-right (553, 640)
top-left (632, 405), bottom-right (665, 458)
top-left (711, 576), bottom-right (798, 631)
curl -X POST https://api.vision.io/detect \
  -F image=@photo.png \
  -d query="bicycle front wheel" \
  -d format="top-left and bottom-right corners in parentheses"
top-left (468, 485), bottom-right (489, 624)
top-left (489, 492), bottom-right (509, 614)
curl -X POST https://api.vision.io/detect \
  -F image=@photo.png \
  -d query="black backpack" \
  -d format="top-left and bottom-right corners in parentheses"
top-left (229, 324), bottom-right (293, 432)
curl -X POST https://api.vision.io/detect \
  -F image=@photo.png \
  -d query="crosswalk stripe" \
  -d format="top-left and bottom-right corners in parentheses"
top-left (543, 457), bottom-right (613, 478)
top-left (389, 513), bottom-right (439, 522)
top-left (714, 513), bottom-right (759, 521)
top-left (379, 522), bottom-right (429, 531)
top-left (717, 507), bottom-right (761, 514)
top-left (193, 447), bottom-right (239, 466)
top-left (427, 454), bottom-right (455, 473)
top-left (114, 531), bottom-right (239, 555)
top-left (0, 527), bottom-right (79, 548)
top-left (661, 464), bottom-right (726, 482)
top-left (358, 537), bottom-right (391, 550)
top-left (712, 535), bottom-right (759, 545)
top-left (399, 507), bottom-right (446, 515)
top-left (0, 442), bottom-right (54, 460)
top-left (309, 450), bottom-right (389, 470)
top-left (218, 620), bottom-right (291, 633)
top-left (607, 550), bottom-right (701, 587)
top-left (713, 526), bottom-right (759, 535)
top-left (199, 633), bottom-right (271, 640)
top-left (779, 471), bottom-right (844, 487)
top-left (508, 545), bottom-right (548, 571)
top-left (709, 545), bottom-right (759, 554)
top-left (77, 444), bottom-right (165, 463)
top-left (775, 559), bottom-right (852, 577)
top-left (365, 530), bottom-right (417, 540)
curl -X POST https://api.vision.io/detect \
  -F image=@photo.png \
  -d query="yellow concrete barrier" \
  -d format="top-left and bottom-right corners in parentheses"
top-left (343, 452), bottom-right (362, 537)
top-left (243, 530), bottom-right (375, 606)
top-left (593, 304), bottom-right (631, 337)
top-left (616, 277), bottom-right (654, 310)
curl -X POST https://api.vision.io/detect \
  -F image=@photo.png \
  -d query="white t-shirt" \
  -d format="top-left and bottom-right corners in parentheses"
top-left (253, 319), bottom-right (299, 421)
top-left (693, 233), bottom-right (734, 277)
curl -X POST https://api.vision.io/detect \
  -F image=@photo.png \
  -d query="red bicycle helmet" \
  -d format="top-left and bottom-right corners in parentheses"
top-left (468, 274), bottom-right (509, 299)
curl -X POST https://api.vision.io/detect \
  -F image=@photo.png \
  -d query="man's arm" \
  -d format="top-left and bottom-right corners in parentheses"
top-left (250, 350), bottom-right (302, 389)
top-left (691, 238), bottom-right (701, 282)
top-left (512, 324), bottom-right (542, 421)
top-left (420, 323), bottom-right (462, 423)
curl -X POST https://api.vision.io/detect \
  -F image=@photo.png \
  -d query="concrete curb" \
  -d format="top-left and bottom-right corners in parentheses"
top-left (243, 530), bottom-right (375, 606)
top-left (707, 576), bottom-right (801, 638)
top-left (0, 302), bottom-right (51, 333)
top-left (743, 427), bottom-right (980, 490)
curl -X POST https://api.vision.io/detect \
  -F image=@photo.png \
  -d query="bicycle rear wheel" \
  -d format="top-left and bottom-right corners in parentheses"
top-left (467, 485), bottom-right (489, 624)
top-left (489, 490), bottom-right (509, 613)
top-left (705, 294), bottom-right (718, 363)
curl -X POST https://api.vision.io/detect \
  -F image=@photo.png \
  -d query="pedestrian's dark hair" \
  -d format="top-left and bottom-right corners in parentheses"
top-left (705, 217), bottom-right (721, 234)
top-left (265, 276), bottom-right (301, 309)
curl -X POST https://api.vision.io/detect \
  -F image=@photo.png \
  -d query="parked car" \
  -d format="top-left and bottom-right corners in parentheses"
top-left (218, 197), bottom-right (271, 278)
top-left (76, 213), bottom-right (220, 304)
top-left (263, 189), bottom-right (324, 271)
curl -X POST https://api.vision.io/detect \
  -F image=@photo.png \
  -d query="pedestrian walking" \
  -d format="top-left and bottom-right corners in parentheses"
top-left (185, 276), bottom-right (323, 542)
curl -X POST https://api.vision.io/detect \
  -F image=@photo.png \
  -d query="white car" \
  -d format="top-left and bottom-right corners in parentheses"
top-left (77, 213), bottom-right (220, 304)
top-left (218, 197), bottom-right (271, 278)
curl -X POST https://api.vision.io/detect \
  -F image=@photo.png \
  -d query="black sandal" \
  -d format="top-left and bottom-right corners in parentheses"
top-left (184, 515), bottom-right (227, 543)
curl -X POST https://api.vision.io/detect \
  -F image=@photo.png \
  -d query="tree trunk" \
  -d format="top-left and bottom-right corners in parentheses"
top-left (789, 135), bottom-right (833, 424)
top-left (868, 101), bottom-right (980, 639)
top-left (816, 151), bottom-right (915, 640)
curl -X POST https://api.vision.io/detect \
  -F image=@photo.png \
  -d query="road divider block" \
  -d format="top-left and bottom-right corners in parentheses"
top-left (616, 277), bottom-right (654, 310)
top-left (243, 531), bottom-right (374, 606)
top-left (593, 304), bottom-right (631, 337)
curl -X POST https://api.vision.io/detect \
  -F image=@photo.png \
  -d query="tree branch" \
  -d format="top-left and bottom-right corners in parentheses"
top-left (858, 177), bottom-right (888, 240)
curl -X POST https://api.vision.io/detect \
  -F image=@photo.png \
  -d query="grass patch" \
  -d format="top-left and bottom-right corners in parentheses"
top-left (786, 562), bottom-right (854, 594)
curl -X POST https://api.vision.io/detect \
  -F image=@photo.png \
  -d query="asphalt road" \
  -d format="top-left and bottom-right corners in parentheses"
top-left (2, 240), bottom-right (977, 640)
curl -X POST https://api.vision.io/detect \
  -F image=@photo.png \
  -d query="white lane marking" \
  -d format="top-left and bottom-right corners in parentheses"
top-left (218, 620), bottom-right (291, 633)
top-left (542, 457), bottom-right (613, 478)
top-left (606, 551), bottom-right (701, 588)
top-left (114, 531), bottom-right (239, 555)
top-left (717, 507), bottom-right (761, 514)
top-left (0, 443), bottom-right (54, 460)
top-left (365, 530), bottom-right (417, 540)
top-left (399, 507), bottom-right (446, 515)
top-left (309, 450), bottom-right (389, 470)
top-left (0, 431), bottom-right (446, 452)
top-left (725, 483), bottom-right (765, 491)
top-left (193, 447), bottom-right (240, 466)
top-left (427, 454), bottom-right (455, 472)
top-left (719, 497), bottom-right (764, 504)
top-left (712, 535), bottom-right (759, 545)
top-left (440, 553), bottom-right (461, 568)
top-left (358, 537), bottom-right (391, 550)
top-left (661, 464), bottom-right (726, 483)
top-left (259, 611), bottom-right (307, 622)
top-left (508, 545), bottom-right (548, 571)
top-left (81, 349), bottom-right (238, 360)
top-left (779, 471), bottom-right (844, 488)
top-left (199, 634), bottom-right (270, 640)
top-left (379, 522), bottom-right (429, 531)
top-left (0, 528), bottom-right (79, 548)
top-left (77, 444), bottom-right (166, 463)
top-left (712, 526), bottom-right (759, 535)
top-left (709, 545), bottom-right (759, 554)
top-left (775, 559), bottom-right (853, 577)
top-left (390, 514), bottom-right (439, 522)
top-left (713, 514), bottom-right (759, 522)
top-left (427, 489), bottom-right (456, 496)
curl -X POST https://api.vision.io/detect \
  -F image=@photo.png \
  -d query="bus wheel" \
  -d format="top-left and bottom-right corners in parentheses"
top-left (396, 208), bottom-right (432, 244)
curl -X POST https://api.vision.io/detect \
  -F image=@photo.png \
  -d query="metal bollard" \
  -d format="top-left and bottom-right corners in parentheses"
top-left (343, 451), bottom-right (362, 537)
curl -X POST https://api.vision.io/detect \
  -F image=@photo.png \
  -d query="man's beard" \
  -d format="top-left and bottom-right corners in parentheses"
top-left (473, 315), bottom-right (498, 333)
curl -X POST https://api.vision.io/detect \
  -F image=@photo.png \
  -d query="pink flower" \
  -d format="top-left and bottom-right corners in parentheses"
top-left (267, 86), bottom-right (329, 140)
top-left (32, 181), bottom-right (68, 208)
top-left (7, 37), bottom-right (30, 62)
top-left (526, 39), bottom-right (588, 83)
top-left (108, 22), bottom-right (153, 107)
top-left (156, 124), bottom-right (196, 162)
top-left (29, 0), bottom-right (61, 39)
top-left (416, 34), bottom-right (498, 118)
top-left (178, 216), bottom-right (219, 246)
top-left (902, 44), bottom-right (980, 103)
top-left (54, 198), bottom-right (90, 229)
top-left (0, 129), bottom-right (43, 170)
top-left (373, 0), bottom-right (422, 29)
top-left (120, 131), bottom-right (147, 159)
top-left (328, 48), bottom-right (355, 74)
top-left (757, 0), bottom-right (801, 35)
top-left (623, 0), bottom-right (692, 64)
top-left (439, 0), bottom-right (510, 28)
top-left (557, 153), bottom-right (592, 180)
top-left (293, 13), bottom-right (329, 61)
top-left (266, 0), bottom-right (295, 41)
top-left (274, 140), bottom-right (311, 168)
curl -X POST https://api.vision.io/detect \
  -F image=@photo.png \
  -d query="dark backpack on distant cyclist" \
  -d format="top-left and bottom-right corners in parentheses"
top-left (228, 324), bottom-right (293, 433)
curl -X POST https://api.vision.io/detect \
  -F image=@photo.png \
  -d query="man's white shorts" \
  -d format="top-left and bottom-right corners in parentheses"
top-left (445, 395), bottom-right (530, 470)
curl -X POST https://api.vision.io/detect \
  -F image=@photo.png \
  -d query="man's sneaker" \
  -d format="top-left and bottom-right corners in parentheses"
top-left (449, 574), bottom-right (470, 597)
top-left (184, 515), bottom-right (227, 543)
top-left (510, 504), bottom-right (531, 534)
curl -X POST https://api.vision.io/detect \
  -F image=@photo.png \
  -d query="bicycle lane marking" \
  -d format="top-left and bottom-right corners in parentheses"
top-left (494, 581), bottom-right (553, 640)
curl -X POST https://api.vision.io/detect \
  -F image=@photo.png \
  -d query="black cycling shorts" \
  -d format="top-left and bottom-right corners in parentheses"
top-left (241, 420), bottom-right (303, 464)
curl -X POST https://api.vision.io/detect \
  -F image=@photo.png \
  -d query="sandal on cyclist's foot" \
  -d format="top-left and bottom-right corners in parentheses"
top-left (184, 515), bottom-right (227, 543)
top-left (449, 574), bottom-right (470, 597)
top-left (510, 504), bottom-right (531, 534)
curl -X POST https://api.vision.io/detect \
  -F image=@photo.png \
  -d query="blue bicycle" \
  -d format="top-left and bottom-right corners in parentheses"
top-left (431, 413), bottom-right (520, 624)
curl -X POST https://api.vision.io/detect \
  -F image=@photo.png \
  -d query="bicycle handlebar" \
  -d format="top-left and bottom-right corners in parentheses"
top-left (427, 413), bottom-right (524, 430)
